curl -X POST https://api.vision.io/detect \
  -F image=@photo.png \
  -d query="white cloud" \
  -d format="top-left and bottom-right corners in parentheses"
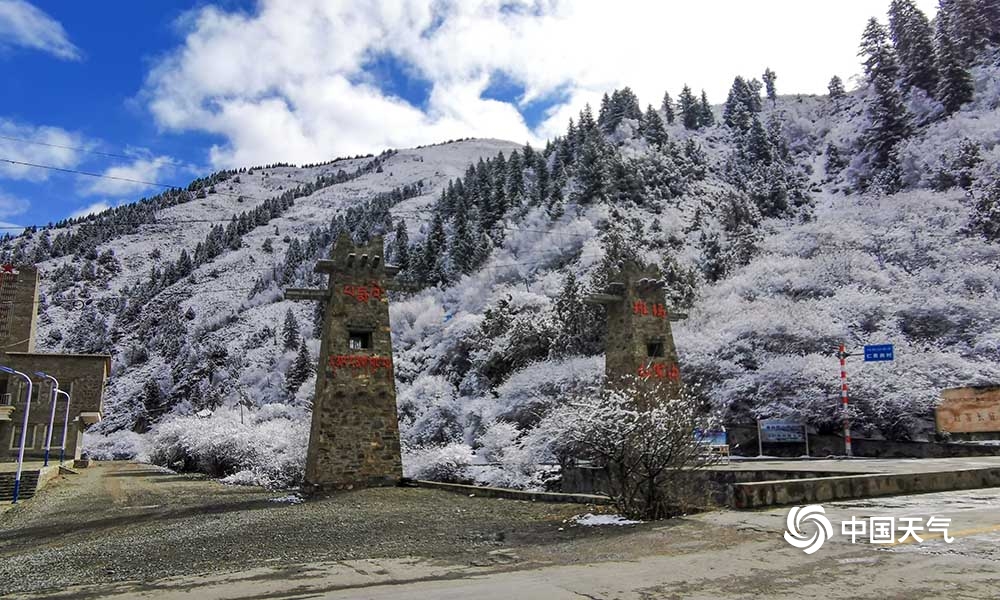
top-left (0, 0), bottom-right (81, 60)
top-left (82, 154), bottom-right (175, 197)
top-left (0, 191), bottom-right (29, 218)
top-left (0, 118), bottom-right (87, 181)
top-left (143, 0), bottom-right (939, 168)
top-left (68, 201), bottom-right (110, 220)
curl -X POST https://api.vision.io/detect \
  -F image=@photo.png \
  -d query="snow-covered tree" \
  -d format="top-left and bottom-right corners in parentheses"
top-left (762, 67), bottom-right (777, 105)
top-left (698, 90), bottom-right (715, 127)
top-left (661, 91), bottom-right (675, 124)
top-left (935, 7), bottom-right (974, 115)
top-left (888, 0), bottom-right (938, 96)
top-left (538, 378), bottom-right (716, 519)
top-left (828, 75), bottom-right (846, 99)
top-left (678, 85), bottom-right (699, 130)
top-left (858, 17), bottom-right (910, 189)
top-left (282, 309), bottom-right (300, 350)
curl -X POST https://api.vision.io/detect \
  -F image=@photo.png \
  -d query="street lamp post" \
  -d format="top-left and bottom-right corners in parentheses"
top-left (0, 365), bottom-right (33, 503)
top-left (35, 372), bottom-right (59, 467)
top-left (56, 389), bottom-right (71, 465)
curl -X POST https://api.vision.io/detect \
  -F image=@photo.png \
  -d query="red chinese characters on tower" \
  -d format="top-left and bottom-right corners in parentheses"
top-left (638, 362), bottom-right (680, 381)
top-left (343, 282), bottom-right (383, 303)
top-left (328, 354), bottom-right (393, 375)
top-left (632, 300), bottom-right (668, 319)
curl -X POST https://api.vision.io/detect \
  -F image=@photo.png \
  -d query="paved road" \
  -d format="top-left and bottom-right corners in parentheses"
top-left (4, 463), bottom-right (1000, 599)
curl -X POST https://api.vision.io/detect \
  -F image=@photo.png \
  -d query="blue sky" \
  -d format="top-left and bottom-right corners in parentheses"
top-left (0, 0), bottom-right (938, 230)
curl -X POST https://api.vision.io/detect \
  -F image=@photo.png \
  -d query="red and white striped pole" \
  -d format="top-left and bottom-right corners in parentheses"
top-left (839, 343), bottom-right (853, 457)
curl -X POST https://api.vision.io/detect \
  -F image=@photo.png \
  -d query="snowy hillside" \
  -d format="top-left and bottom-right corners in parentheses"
top-left (6, 0), bottom-right (1000, 488)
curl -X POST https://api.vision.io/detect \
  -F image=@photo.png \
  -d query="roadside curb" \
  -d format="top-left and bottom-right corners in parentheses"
top-left (414, 480), bottom-right (613, 505)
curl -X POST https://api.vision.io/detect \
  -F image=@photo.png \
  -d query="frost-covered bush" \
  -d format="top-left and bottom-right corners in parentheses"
top-left (402, 442), bottom-right (473, 482)
top-left (488, 355), bottom-right (604, 427)
top-left (680, 190), bottom-right (1000, 439)
top-left (147, 404), bottom-right (308, 489)
top-left (83, 430), bottom-right (150, 462)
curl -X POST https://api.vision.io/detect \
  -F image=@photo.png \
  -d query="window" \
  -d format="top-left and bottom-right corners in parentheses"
top-left (10, 425), bottom-right (35, 449)
top-left (348, 330), bottom-right (373, 351)
top-left (647, 341), bottom-right (665, 358)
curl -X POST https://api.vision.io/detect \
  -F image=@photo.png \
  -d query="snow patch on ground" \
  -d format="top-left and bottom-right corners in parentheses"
top-left (573, 513), bottom-right (643, 527)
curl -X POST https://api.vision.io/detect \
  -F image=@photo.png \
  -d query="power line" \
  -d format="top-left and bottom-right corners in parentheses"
top-left (0, 134), bottom-right (189, 166)
top-left (0, 158), bottom-right (177, 190)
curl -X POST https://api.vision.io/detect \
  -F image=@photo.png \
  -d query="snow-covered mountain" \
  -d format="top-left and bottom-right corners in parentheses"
top-left (5, 0), bottom-right (1000, 488)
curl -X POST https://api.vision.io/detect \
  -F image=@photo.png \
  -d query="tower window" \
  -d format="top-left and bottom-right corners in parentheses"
top-left (647, 341), bottom-right (665, 357)
top-left (348, 330), bottom-right (373, 350)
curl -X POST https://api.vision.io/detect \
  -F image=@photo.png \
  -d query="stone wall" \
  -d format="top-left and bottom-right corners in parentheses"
top-left (0, 266), bottom-right (39, 353)
top-left (0, 353), bottom-right (109, 462)
top-left (725, 424), bottom-right (1000, 459)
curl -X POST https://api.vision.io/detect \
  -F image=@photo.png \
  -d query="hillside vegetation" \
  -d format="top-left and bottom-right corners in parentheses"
top-left (6, 1), bottom-right (1000, 487)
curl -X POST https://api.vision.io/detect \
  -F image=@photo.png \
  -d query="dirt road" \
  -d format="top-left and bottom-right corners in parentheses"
top-left (2, 462), bottom-right (999, 599)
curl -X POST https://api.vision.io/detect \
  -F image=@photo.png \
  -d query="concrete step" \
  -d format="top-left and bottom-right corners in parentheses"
top-left (0, 470), bottom-right (41, 502)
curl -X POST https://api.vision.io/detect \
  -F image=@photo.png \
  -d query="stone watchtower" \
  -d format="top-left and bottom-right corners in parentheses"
top-left (286, 233), bottom-right (402, 492)
top-left (0, 265), bottom-right (39, 352)
top-left (585, 262), bottom-right (685, 407)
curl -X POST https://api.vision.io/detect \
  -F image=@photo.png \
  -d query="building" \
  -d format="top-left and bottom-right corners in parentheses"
top-left (585, 261), bottom-right (685, 407)
top-left (286, 233), bottom-right (403, 492)
top-left (0, 266), bottom-right (111, 462)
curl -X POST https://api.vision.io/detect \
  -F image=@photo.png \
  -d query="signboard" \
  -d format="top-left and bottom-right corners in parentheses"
top-left (695, 430), bottom-right (727, 446)
top-left (758, 419), bottom-right (806, 443)
top-left (936, 387), bottom-right (1000, 434)
top-left (864, 344), bottom-right (894, 362)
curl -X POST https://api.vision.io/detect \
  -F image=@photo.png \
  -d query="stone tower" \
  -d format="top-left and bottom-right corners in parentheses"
top-left (286, 233), bottom-right (402, 492)
top-left (0, 265), bottom-right (39, 352)
top-left (585, 262), bottom-right (684, 407)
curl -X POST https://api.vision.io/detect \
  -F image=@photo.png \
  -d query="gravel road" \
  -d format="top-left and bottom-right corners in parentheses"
top-left (0, 462), bottom-right (659, 597)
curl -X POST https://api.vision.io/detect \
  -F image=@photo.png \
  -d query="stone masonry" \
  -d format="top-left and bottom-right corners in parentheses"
top-left (286, 233), bottom-right (402, 492)
top-left (585, 261), bottom-right (685, 407)
top-left (0, 265), bottom-right (111, 462)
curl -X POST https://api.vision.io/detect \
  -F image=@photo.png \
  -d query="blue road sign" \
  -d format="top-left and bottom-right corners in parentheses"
top-left (863, 344), bottom-right (894, 362)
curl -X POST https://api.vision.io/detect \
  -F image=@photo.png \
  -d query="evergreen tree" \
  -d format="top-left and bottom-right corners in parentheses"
top-left (661, 91), bottom-right (675, 124)
top-left (449, 202), bottom-right (478, 275)
top-left (888, 0), bottom-right (939, 95)
top-left (421, 211), bottom-right (448, 285)
top-left (176, 249), bottom-right (193, 276)
top-left (534, 154), bottom-right (549, 205)
top-left (859, 17), bottom-right (910, 185)
top-left (940, 0), bottom-right (990, 66)
top-left (860, 18), bottom-right (899, 82)
top-left (574, 130), bottom-right (608, 203)
top-left (983, 0), bottom-right (1000, 46)
top-left (551, 272), bottom-right (602, 357)
top-left (828, 75), bottom-right (846, 99)
top-left (391, 219), bottom-right (410, 271)
top-left (935, 7), bottom-right (975, 114)
top-left (723, 76), bottom-right (759, 132)
top-left (506, 149), bottom-right (525, 206)
top-left (282, 309), bottom-right (300, 350)
top-left (641, 104), bottom-right (669, 148)
top-left (762, 68), bottom-right (777, 105)
top-left (285, 339), bottom-right (313, 396)
top-left (698, 90), bottom-right (715, 127)
top-left (678, 85), bottom-right (699, 130)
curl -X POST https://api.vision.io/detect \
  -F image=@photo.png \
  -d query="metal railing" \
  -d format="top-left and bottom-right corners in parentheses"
top-left (0, 393), bottom-right (11, 406)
